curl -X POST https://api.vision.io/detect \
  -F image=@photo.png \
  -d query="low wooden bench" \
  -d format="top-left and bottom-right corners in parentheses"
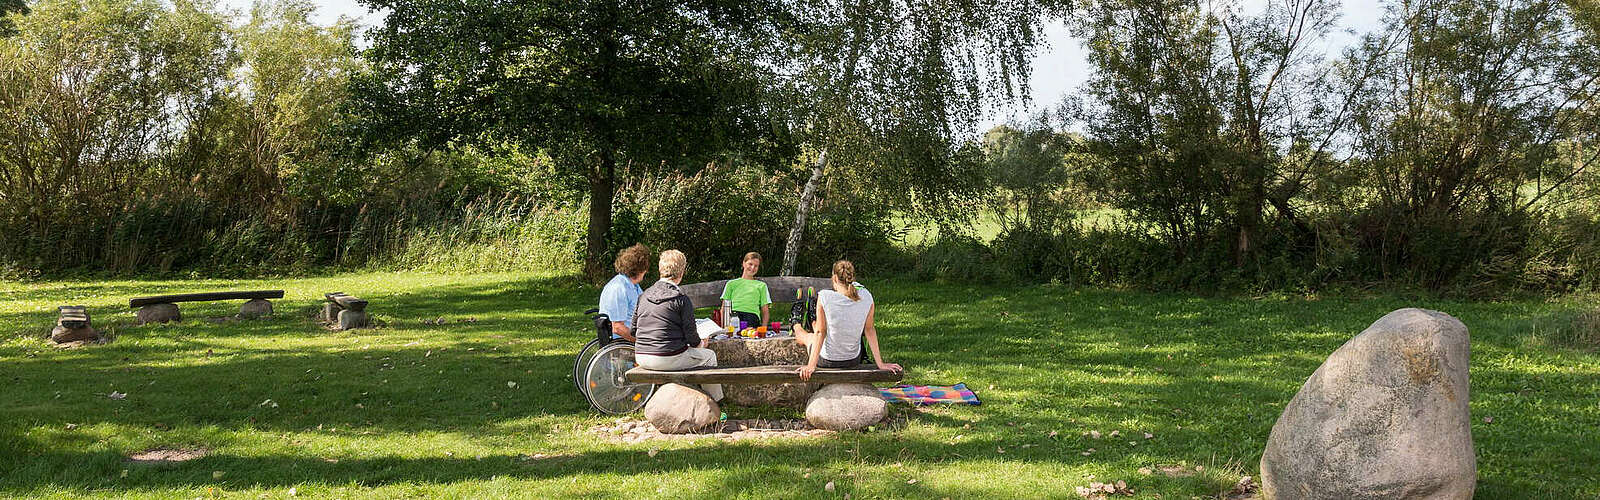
top-left (323, 292), bottom-right (371, 329)
top-left (57, 305), bottom-right (90, 329)
top-left (626, 365), bottom-right (903, 385)
top-left (128, 290), bottom-right (283, 324)
top-left (51, 305), bottom-right (98, 343)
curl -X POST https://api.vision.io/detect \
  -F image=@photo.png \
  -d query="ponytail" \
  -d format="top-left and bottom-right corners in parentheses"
top-left (832, 260), bottom-right (860, 301)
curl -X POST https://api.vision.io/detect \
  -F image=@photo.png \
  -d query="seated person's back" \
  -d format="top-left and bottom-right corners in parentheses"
top-left (818, 286), bottom-right (873, 363)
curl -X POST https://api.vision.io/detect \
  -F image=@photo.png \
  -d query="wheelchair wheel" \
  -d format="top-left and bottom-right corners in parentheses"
top-left (583, 343), bottom-right (655, 414)
top-left (573, 338), bottom-right (603, 396)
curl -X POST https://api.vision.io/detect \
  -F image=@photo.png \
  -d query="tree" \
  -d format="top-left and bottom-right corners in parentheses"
top-left (353, 0), bottom-right (789, 278)
top-left (225, 0), bottom-right (358, 208)
top-left (1344, 0), bottom-right (1600, 286)
top-left (1069, 0), bottom-right (1343, 263)
top-left (0, 0), bottom-right (233, 263)
top-left (774, 0), bottom-right (1061, 275)
top-left (981, 121), bottom-right (1077, 232)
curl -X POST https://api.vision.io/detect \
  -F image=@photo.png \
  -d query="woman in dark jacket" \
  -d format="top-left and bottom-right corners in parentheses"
top-left (630, 249), bottom-right (722, 401)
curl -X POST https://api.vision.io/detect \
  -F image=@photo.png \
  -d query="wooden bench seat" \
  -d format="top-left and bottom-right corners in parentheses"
top-left (626, 365), bottom-right (903, 385)
top-left (57, 305), bottom-right (90, 329)
top-left (325, 292), bottom-right (369, 311)
top-left (129, 290), bottom-right (284, 308)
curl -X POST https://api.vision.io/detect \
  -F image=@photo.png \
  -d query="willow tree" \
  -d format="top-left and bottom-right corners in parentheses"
top-left (353, 0), bottom-right (790, 278)
top-left (773, 0), bottom-right (1063, 275)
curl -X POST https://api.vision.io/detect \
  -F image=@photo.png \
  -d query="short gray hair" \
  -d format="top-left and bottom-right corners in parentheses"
top-left (658, 249), bottom-right (687, 280)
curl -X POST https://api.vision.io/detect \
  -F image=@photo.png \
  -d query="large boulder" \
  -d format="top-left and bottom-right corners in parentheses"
top-left (135, 303), bottom-right (181, 325)
top-left (804, 383), bottom-right (886, 431)
top-left (707, 337), bottom-right (814, 407)
top-left (1261, 308), bottom-right (1475, 500)
top-left (644, 383), bottom-right (720, 434)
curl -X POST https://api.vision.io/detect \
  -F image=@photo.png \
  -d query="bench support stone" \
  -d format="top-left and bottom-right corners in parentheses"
top-left (644, 383), bottom-right (720, 434)
top-left (337, 309), bottom-right (368, 330)
top-left (805, 383), bottom-right (887, 431)
top-left (322, 303), bottom-right (342, 323)
top-left (325, 293), bottom-right (371, 329)
top-left (239, 298), bottom-right (273, 319)
top-left (136, 303), bottom-right (181, 325)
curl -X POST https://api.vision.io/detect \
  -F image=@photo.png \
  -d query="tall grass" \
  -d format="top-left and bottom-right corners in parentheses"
top-left (374, 196), bottom-right (584, 274)
top-left (0, 194), bottom-right (587, 277)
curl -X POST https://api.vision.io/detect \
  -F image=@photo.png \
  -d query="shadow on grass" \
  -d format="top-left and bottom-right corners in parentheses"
top-left (0, 427), bottom-right (1095, 497)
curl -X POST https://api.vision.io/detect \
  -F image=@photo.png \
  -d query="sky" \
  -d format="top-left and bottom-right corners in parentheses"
top-left (220, 0), bottom-right (1388, 128)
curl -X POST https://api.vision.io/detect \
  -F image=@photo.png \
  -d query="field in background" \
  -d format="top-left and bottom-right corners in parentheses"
top-left (2, 273), bottom-right (1597, 498)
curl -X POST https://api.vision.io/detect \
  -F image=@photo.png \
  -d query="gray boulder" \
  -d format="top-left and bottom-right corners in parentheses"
top-left (644, 383), bottom-right (720, 434)
top-left (135, 303), bottom-right (181, 325)
top-left (239, 299), bottom-right (273, 319)
top-left (1261, 308), bottom-right (1475, 500)
top-left (805, 383), bottom-right (886, 431)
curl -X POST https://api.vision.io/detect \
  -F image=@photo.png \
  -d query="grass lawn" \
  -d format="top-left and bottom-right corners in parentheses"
top-left (2, 272), bottom-right (1598, 498)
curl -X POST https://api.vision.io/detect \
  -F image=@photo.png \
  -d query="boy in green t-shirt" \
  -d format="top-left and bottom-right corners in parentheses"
top-left (721, 252), bottom-right (772, 327)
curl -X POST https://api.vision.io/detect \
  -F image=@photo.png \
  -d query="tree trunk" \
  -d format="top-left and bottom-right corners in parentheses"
top-left (585, 151), bottom-right (616, 281)
top-left (780, 149), bottom-right (828, 276)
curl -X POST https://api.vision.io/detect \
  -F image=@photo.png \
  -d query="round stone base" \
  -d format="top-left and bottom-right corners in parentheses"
top-left (239, 299), bottom-right (273, 319)
top-left (644, 383), bottom-right (721, 434)
top-left (136, 303), bottom-right (181, 325)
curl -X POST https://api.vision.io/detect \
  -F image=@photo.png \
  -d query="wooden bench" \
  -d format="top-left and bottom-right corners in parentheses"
top-left (57, 305), bottom-right (90, 329)
top-left (677, 276), bottom-right (832, 310)
top-left (128, 290), bottom-right (283, 324)
top-left (323, 292), bottom-right (370, 329)
top-left (626, 365), bottom-right (903, 385)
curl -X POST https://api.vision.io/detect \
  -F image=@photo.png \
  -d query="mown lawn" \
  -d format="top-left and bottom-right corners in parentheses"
top-left (2, 272), bottom-right (1597, 498)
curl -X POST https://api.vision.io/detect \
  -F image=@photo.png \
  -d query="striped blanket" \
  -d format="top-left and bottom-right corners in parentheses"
top-left (878, 383), bottom-right (981, 405)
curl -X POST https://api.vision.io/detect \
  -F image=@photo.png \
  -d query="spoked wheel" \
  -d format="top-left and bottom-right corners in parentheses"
top-left (583, 343), bottom-right (655, 414)
top-left (573, 338), bottom-right (603, 396)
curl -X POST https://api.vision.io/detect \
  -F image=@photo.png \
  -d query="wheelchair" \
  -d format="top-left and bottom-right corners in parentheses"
top-left (576, 308), bottom-right (656, 414)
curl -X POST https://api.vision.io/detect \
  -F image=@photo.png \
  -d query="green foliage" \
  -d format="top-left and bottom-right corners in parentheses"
top-left (913, 233), bottom-right (999, 283)
top-left (0, 0), bottom-right (27, 35)
top-left (981, 121), bottom-right (1080, 232)
top-left (619, 163), bottom-right (908, 281)
top-left (629, 165), bottom-right (793, 281)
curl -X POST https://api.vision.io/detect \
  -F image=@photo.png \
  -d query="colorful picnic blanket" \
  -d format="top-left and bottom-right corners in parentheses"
top-left (878, 383), bottom-right (981, 405)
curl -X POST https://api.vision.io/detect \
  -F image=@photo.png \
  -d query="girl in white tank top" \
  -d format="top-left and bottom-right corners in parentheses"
top-left (794, 261), bottom-right (903, 380)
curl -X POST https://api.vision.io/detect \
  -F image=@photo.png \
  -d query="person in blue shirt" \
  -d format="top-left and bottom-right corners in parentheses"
top-left (598, 244), bottom-right (652, 341)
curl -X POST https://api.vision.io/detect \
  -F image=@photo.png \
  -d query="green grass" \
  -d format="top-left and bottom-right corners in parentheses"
top-left (2, 272), bottom-right (1598, 498)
